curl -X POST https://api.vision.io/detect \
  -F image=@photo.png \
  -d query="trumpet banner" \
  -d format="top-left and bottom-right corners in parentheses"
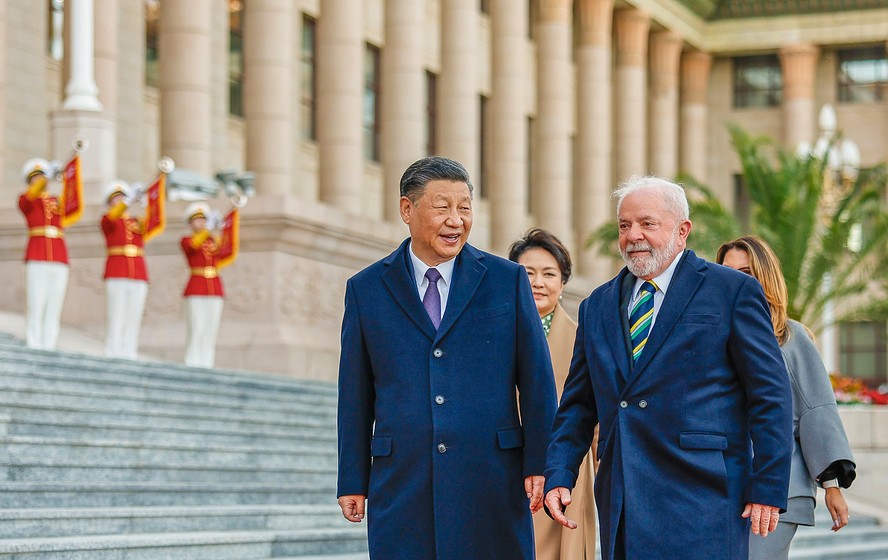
top-left (216, 208), bottom-right (239, 269)
top-left (143, 174), bottom-right (166, 242)
top-left (60, 155), bottom-right (82, 227)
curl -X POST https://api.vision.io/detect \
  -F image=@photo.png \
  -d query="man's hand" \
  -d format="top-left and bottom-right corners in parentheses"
top-left (742, 502), bottom-right (780, 537)
top-left (825, 488), bottom-right (850, 532)
top-left (525, 475), bottom-right (545, 513)
top-left (338, 494), bottom-right (366, 523)
top-left (544, 487), bottom-right (578, 529)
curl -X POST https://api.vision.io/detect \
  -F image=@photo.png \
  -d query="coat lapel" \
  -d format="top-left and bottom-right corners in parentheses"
top-left (381, 239), bottom-right (438, 341)
top-left (603, 270), bottom-right (632, 384)
top-left (628, 251), bottom-right (706, 383)
top-left (435, 244), bottom-right (486, 340)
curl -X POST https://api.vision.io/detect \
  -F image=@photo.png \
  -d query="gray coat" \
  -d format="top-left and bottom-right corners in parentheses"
top-left (782, 320), bottom-right (855, 525)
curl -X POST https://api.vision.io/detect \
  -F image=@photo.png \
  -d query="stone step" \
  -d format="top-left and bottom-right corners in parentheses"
top-left (790, 540), bottom-right (888, 559)
top-left (1, 460), bottom-right (336, 485)
top-left (1, 436), bottom-right (336, 471)
top-left (0, 390), bottom-right (336, 427)
top-left (0, 378), bottom-right (337, 419)
top-left (275, 555), bottom-right (370, 560)
top-left (0, 362), bottom-right (336, 409)
top-left (0, 345), bottom-right (337, 398)
top-left (0, 362), bottom-right (338, 408)
top-left (0, 505), bottom-right (347, 539)
top-left (4, 414), bottom-right (335, 449)
top-left (792, 525), bottom-right (888, 547)
top-left (2, 398), bottom-right (334, 433)
top-left (812, 505), bottom-right (880, 527)
top-left (0, 481), bottom-right (337, 508)
top-left (0, 528), bottom-right (368, 559)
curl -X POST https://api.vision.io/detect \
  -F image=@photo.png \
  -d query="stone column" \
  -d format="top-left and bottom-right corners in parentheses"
top-left (244, 0), bottom-right (294, 196)
top-left (159, 0), bottom-right (213, 175)
top-left (613, 8), bottom-right (650, 182)
top-left (575, 0), bottom-right (613, 281)
top-left (0, 0), bottom-right (5, 190)
top-left (648, 30), bottom-right (682, 179)
top-left (94, 0), bottom-right (118, 113)
top-left (63, 0), bottom-right (102, 111)
top-left (52, 0), bottom-right (115, 204)
top-left (438, 0), bottom-right (479, 190)
top-left (534, 0), bottom-right (574, 249)
top-left (317, 0), bottom-right (364, 214)
top-left (489, 0), bottom-right (529, 255)
top-left (779, 43), bottom-right (819, 150)
top-left (679, 51), bottom-right (711, 182)
top-left (381, 0), bottom-right (424, 220)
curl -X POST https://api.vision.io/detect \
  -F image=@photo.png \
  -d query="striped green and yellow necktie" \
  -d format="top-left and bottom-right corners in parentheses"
top-left (629, 280), bottom-right (658, 363)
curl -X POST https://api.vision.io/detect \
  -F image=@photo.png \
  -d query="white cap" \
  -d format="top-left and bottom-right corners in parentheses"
top-left (21, 158), bottom-right (51, 183)
top-left (184, 202), bottom-right (210, 223)
top-left (103, 180), bottom-right (131, 206)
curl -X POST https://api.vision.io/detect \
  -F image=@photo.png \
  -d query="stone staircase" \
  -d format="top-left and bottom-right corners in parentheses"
top-left (0, 333), bottom-right (369, 559)
top-left (790, 504), bottom-right (888, 559)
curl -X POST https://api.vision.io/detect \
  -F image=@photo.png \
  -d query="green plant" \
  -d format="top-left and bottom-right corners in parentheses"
top-left (588, 125), bottom-right (888, 333)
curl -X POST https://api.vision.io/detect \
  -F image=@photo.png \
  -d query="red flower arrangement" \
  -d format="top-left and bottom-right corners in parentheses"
top-left (830, 373), bottom-right (888, 405)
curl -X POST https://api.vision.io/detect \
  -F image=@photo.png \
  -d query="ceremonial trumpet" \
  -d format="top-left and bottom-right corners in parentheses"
top-left (72, 136), bottom-right (89, 153)
top-left (157, 156), bottom-right (175, 174)
top-left (230, 193), bottom-right (249, 208)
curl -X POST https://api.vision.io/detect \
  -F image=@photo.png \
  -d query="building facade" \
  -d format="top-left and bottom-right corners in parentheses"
top-left (0, 0), bottom-right (886, 383)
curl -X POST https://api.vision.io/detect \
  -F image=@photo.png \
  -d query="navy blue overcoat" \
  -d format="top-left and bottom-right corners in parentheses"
top-left (545, 250), bottom-right (793, 560)
top-left (338, 239), bottom-right (558, 559)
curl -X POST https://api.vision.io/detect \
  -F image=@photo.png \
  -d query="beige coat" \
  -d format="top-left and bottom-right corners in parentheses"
top-left (534, 304), bottom-right (598, 560)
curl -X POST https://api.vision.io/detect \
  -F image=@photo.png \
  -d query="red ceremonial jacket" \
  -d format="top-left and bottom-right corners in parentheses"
top-left (19, 194), bottom-right (69, 264)
top-left (102, 214), bottom-right (149, 281)
top-left (181, 235), bottom-right (224, 297)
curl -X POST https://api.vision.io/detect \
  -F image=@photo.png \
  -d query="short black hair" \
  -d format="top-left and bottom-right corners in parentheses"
top-left (507, 228), bottom-right (572, 284)
top-left (399, 156), bottom-right (474, 202)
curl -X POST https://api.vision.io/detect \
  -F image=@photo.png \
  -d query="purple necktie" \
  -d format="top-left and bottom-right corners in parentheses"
top-left (423, 268), bottom-right (442, 329)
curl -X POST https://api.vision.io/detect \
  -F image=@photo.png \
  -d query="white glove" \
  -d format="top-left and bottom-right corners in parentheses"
top-left (206, 211), bottom-right (222, 231)
top-left (48, 160), bottom-right (63, 181)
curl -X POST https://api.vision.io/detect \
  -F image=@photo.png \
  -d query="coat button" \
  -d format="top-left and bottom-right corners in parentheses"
top-left (435, 395), bottom-right (445, 405)
top-left (437, 443), bottom-right (447, 453)
top-left (639, 399), bottom-right (648, 408)
top-left (619, 400), bottom-right (628, 409)
top-left (433, 348), bottom-right (444, 358)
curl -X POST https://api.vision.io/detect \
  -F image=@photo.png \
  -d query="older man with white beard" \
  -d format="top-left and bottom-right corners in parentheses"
top-left (543, 176), bottom-right (793, 560)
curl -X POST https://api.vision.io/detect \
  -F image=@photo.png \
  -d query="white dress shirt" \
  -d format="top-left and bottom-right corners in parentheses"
top-left (409, 242), bottom-right (456, 322)
top-left (628, 249), bottom-right (685, 331)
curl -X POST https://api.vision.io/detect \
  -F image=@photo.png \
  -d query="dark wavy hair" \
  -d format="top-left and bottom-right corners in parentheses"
top-left (507, 228), bottom-right (572, 284)
top-left (399, 156), bottom-right (474, 202)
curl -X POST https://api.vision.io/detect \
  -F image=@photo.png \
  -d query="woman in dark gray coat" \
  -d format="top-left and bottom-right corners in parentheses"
top-left (718, 236), bottom-right (856, 560)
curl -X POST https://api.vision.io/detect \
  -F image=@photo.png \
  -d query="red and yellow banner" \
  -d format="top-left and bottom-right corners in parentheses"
top-left (216, 208), bottom-right (240, 269)
top-left (142, 174), bottom-right (166, 242)
top-left (60, 155), bottom-right (83, 227)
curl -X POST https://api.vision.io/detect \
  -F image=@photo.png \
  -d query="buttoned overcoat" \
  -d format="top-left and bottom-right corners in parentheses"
top-left (545, 250), bottom-right (792, 560)
top-left (338, 239), bottom-right (558, 559)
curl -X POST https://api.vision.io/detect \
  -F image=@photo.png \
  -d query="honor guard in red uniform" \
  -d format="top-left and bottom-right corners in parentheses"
top-left (18, 158), bottom-right (69, 349)
top-left (102, 181), bottom-right (149, 359)
top-left (181, 202), bottom-right (225, 367)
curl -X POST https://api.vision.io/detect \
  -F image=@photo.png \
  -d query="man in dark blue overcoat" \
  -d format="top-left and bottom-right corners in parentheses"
top-left (337, 156), bottom-right (558, 559)
top-left (544, 176), bottom-right (793, 560)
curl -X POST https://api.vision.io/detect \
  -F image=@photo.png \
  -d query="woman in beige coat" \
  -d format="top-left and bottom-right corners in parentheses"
top-left (510, 229), bottom-right (597, 560)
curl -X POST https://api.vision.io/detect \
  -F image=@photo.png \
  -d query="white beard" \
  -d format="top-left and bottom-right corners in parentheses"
top-left (621, 227), bottom-right (681, 279)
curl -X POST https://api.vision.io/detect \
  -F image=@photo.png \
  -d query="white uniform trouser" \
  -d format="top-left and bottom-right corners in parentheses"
top-left (25, 261), bottom-right (69, 350)
top-left (185, 296), bottom-right (224, 368)
top-left (105, 278), bottom-right (148, 359)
